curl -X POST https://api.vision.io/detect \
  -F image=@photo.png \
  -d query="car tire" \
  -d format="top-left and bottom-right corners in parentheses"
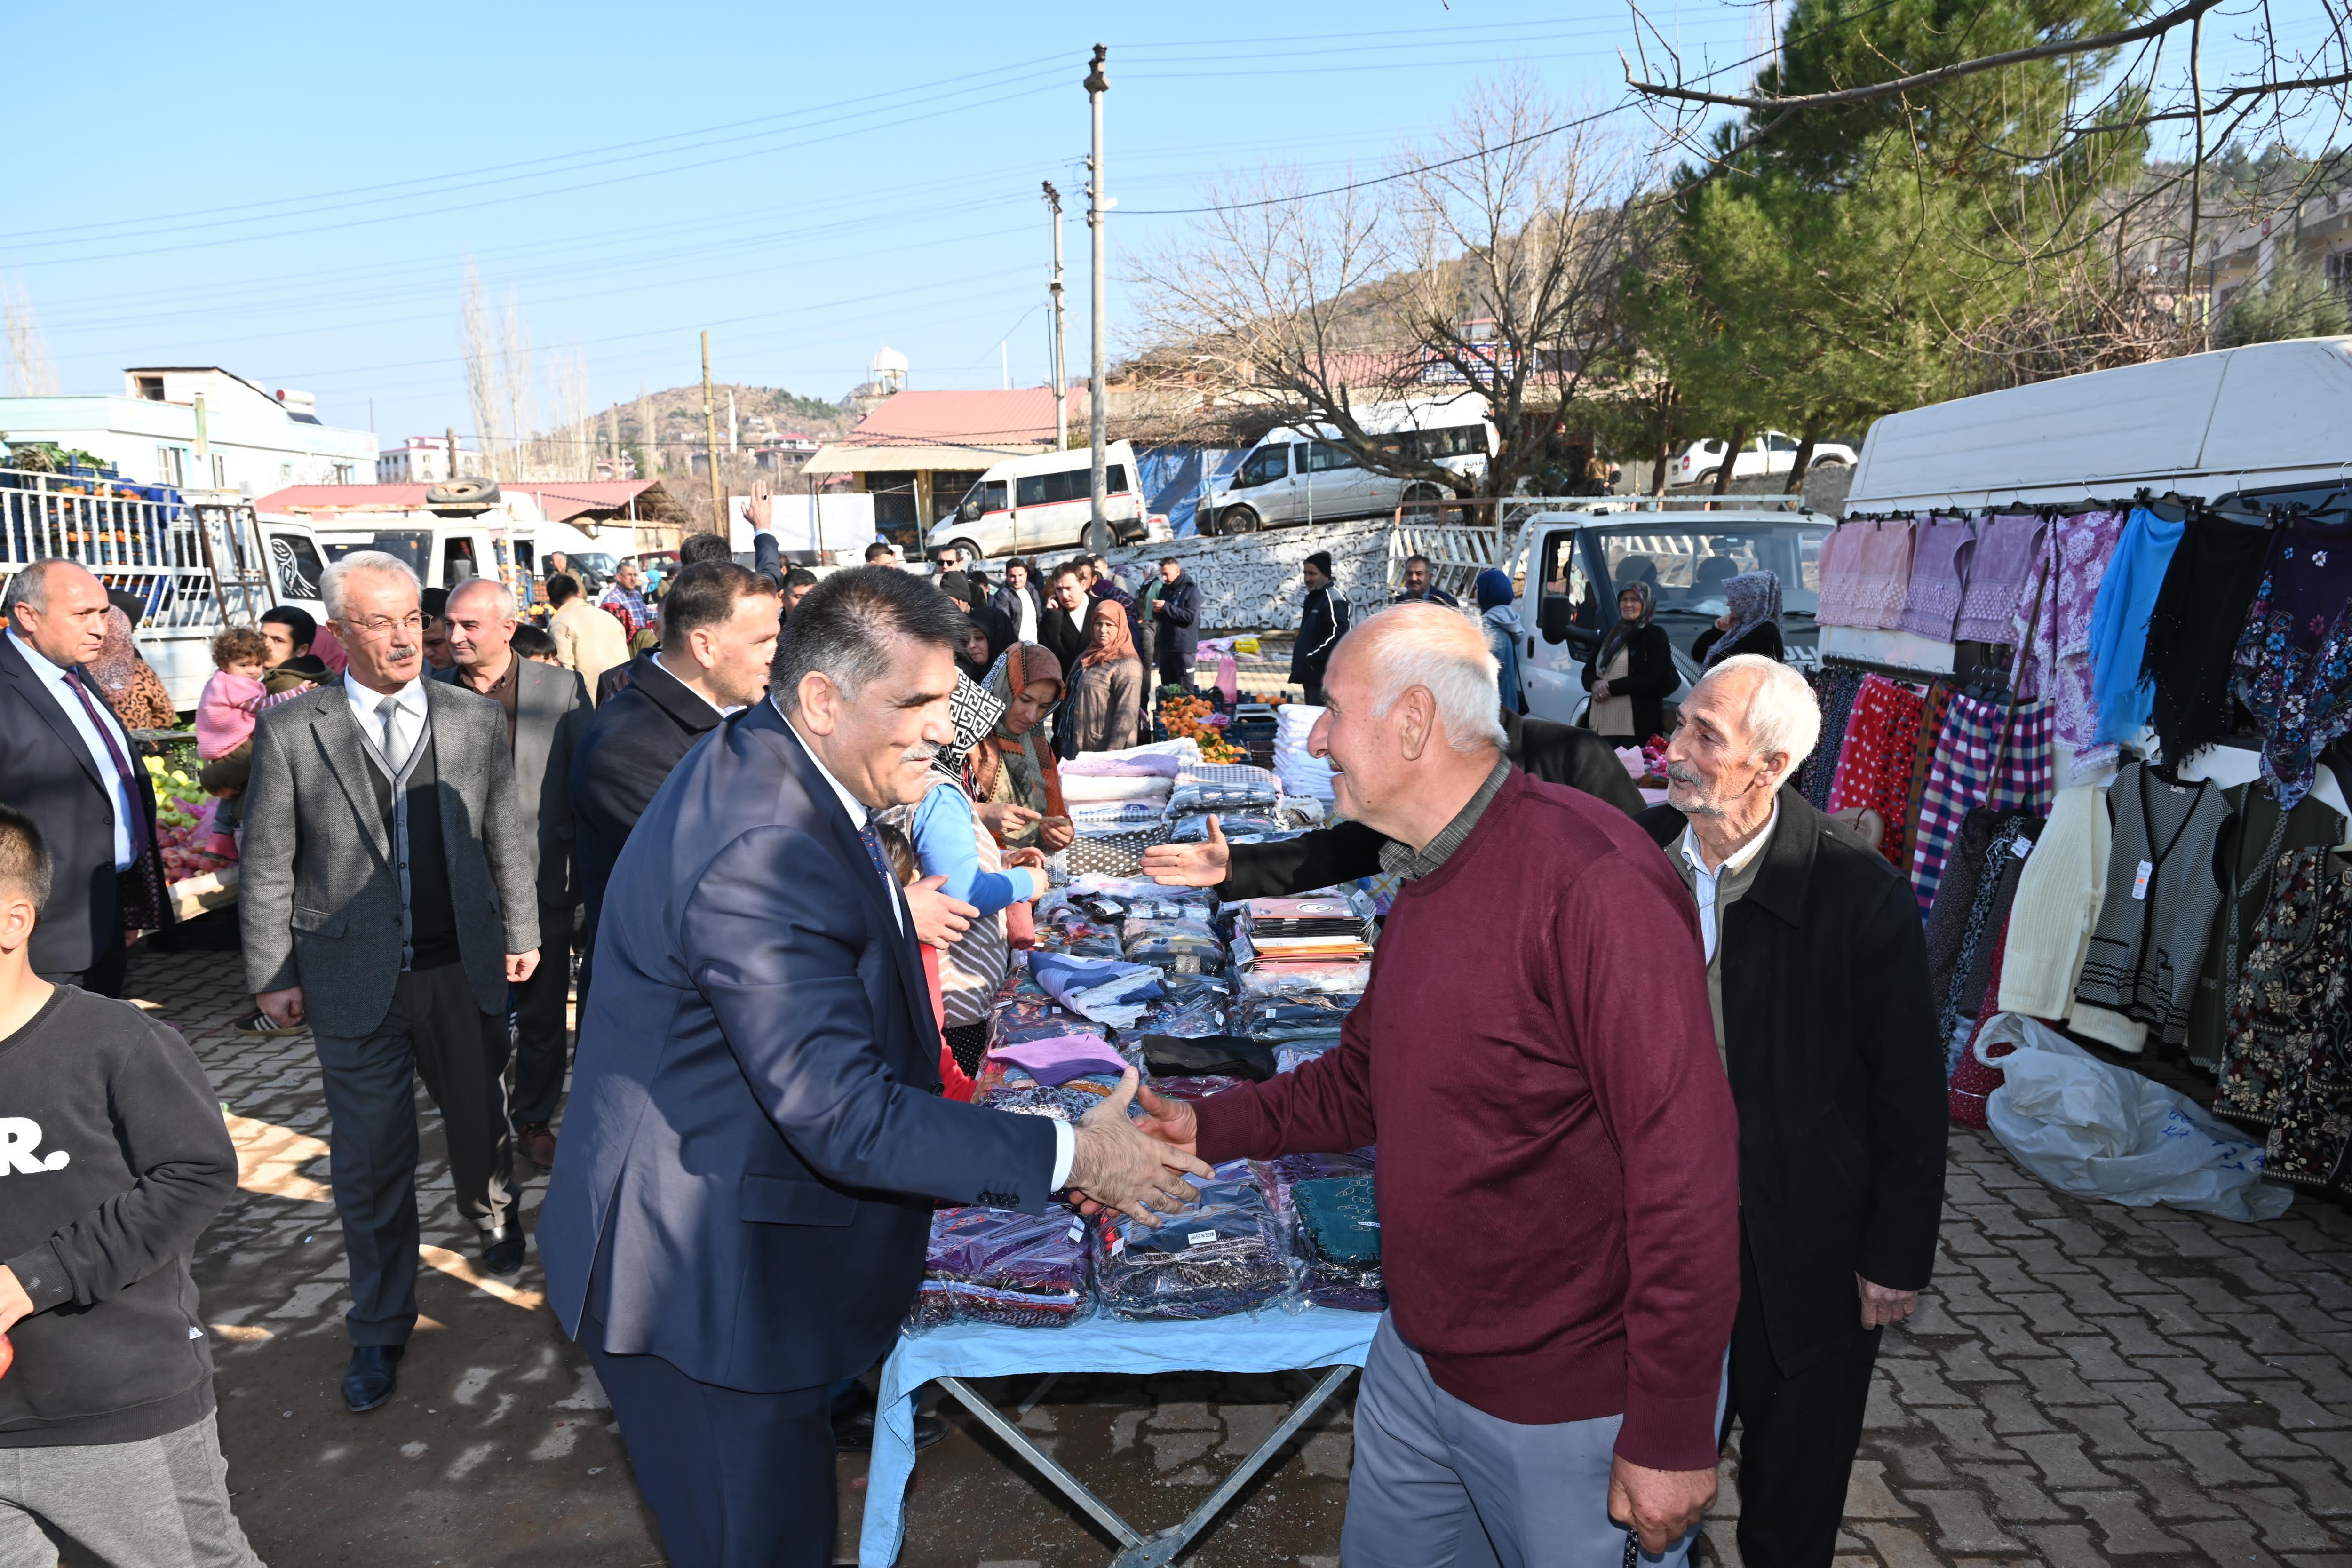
top-left (947, 536), bottom-right (986, 565)
top-left (1696, 468), bottom-right (1721, 488)
top-left (1083, 519), bottom-right (1115, 554)
top-left (1811, 456), bottom-right (1848, 469)
top-left (1221, 506), bottom-right (1261, 535)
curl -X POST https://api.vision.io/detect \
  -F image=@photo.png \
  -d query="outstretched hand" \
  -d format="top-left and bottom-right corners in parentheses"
top-left (1065, 1070), bottom-right (1212, 1227)
top-left (1139, 815), bottom-right (1229, 888)
top-left (741, 480), bottom-right (773, 533)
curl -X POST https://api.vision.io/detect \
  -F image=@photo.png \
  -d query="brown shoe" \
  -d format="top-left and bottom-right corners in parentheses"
top-left (516, 1121), bottom-right (556, 1171)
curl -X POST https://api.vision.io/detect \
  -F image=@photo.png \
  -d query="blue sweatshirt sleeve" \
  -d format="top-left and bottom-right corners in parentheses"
top-left (910, 785), bottom-right (1037, 913)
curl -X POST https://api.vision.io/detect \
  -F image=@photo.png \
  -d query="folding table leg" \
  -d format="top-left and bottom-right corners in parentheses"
top-left (933, 1376), bottom-right (1146, 1550)
top-left (1106, 1363), bottom-right (1359, 1568)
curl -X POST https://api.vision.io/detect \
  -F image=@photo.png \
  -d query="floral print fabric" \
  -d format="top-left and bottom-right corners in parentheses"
top-left (2219, 847), bottom-right (2352, 1195)
top-left (2010, 509), bottom-right (2129, 776)
top-left (2231, 516), bottom-right (2352, 810)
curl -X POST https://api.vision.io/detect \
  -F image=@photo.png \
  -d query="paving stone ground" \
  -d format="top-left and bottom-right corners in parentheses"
top-left (116, 942), bottom-right (2352, 1568)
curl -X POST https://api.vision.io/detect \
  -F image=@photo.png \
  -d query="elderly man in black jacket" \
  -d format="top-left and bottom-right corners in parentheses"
top-left (1639, 652), bottom-right (1945, 1568)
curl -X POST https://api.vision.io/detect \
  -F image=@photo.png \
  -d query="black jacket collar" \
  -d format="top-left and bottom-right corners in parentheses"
top-left (624, 653), bottom-right (723, 733)
top-left (1639, 785), bottom-right (1830, 927)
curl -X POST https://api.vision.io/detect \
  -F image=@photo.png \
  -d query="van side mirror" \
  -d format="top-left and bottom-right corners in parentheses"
top-left (1538, 596), bottom-right (1572, 644)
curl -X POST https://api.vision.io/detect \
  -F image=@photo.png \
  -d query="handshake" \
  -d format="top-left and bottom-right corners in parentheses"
top-left (1062, 1069), bottom-right (1212, 1226)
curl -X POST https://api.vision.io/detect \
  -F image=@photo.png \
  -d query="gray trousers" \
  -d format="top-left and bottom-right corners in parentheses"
top-left (0, 1414), bottom-right (263, 1568)
top-left (508, 902), bottom-right (573, 1127)
top-left (313, 964), bottom-right (515, 1346)
top-left (1341, 1315), bottom-right (1708, 1568)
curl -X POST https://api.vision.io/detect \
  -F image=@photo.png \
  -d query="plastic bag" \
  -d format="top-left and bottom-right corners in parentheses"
top-left (1132, 974), bottom-right (1232, 1038)
top-left (1288, 1176), bottom-right (1386, 1312)
top-left (909, 1206), bottom-right (1092, 1330)
top-left (1095, 1163), bottom-right (1289, 1320)
top-left (1976, 1014), bottom-right (2293, 1221)
top-left (1123, 918), bottom-right (1227, 976)
top-left (1167, 780), bottom-right (1280, 816)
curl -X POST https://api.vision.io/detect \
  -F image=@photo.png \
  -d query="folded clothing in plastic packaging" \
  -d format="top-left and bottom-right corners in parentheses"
top-left (1123, 918), bottom-right (1226, 976)
top-left (1252, 1148), bottom-right (1377, 1212)
top-left (1275, 1040), bottom-right (1342, 1074)
top-left (1027, 951), bottom-right (1166, 1027)
top-left (1168, 779), bottom-right (1281, 817)
top-left (909, 1206), bottom-right (1092, 1330)
top-left (1289, 1176), bottom-right (1385, 1312)
top-left (1130, 973), bottom-right (1232, 1038)
top-left (1142, 1033), bottom-right (1276, 1081)
top-left (1095, 1164), bottom-right (1289, 1320)
top-left (1170, 812), bottom-right (1287, 844)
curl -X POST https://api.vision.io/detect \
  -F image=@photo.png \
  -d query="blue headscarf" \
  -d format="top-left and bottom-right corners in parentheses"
top-left (1474, 568), bottom-right (1514, 613)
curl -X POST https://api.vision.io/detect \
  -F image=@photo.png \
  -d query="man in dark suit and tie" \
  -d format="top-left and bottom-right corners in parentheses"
top-left (568, 560), bottom-right (782, 1000)
top-left (538, 566), bottom-right (1211, 1568)
top-left (437, 576), bottom-right (590, 1172)
top-left (0, 559), bottom-right (167, 996)
top-left (240, 550), bottom-right (542, 1414)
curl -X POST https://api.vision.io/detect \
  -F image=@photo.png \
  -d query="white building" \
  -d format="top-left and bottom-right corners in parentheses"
top-left (377, 435), bottom-right (482, 484)
top-left (0, 368), bottom-right (375, 493)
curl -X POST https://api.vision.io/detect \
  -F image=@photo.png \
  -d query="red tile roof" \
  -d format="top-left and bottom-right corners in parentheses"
top-left (840, 388), bottom-right (1071, 451)
top-left (255, 480), bottom-right (660, 525)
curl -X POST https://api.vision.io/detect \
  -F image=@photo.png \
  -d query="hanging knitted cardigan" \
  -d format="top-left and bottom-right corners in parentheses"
top-left (2074, 762), bottom-right (2230, 1048)
top-left (1994, 783), bottom-right (2147, 1053)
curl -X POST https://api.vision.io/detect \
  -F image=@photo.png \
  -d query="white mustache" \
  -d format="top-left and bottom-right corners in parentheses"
top-left (903, 741), bottom-right (943, 765)
top-left (1665, 763), bottom-right (1704, 787)
top-left (388, 643), bottom-right (419, 663)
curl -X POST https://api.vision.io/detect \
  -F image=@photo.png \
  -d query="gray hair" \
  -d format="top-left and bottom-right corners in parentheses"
top-left (1342, 602), bottom-right (1508, 752)
top-left (320, 550), bottom-right (421, 622)
top-left (0, 558), bottom-right (95, 618)
top-left (770, 564), bottom-right (967, 716)
top-left (1700, 653), bottom-right (1820, 785)
top-left (445, 575), bottom-right (517, 620)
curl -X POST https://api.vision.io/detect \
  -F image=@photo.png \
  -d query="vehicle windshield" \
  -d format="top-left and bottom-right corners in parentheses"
top-left (1590, 525), bottom-right (1825, 619)
top-left (317, 531), bottom-right (430, 579)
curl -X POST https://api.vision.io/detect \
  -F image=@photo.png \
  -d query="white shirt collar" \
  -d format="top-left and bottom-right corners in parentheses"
top-left (1680, 796), bottom-right (1779, 881)
top-left (653, 652), bottom-right (739, 718)
top-left (343, 669), bottom-right (429, 726)
top-left (6, 627), bottom-right (74, 684)
top-left (774, 697), bottom-right (871, 830)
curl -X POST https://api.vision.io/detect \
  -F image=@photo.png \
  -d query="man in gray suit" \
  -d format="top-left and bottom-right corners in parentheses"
top-left (437, 576), bottom-right (588, 1173)
top-left (240, 550), bottom-right (541, 1415)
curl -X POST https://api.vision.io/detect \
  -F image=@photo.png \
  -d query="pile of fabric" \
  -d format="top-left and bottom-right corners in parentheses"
top-left (910, 1207), bottom-right (1092, 1329)
top-left (1273, 704), bottom-right (1335, 802)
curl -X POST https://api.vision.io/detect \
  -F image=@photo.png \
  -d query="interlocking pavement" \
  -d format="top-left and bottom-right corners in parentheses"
top-left (117, 943), bottom-right (2352, 1567)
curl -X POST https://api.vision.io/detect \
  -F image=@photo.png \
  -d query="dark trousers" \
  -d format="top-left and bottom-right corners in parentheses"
top-left (1725, 1226), bottom-right (1882, 1568)
top-left (44, 930), bottom-right (128, 999)
top-left (312, 964), bottom-right (516, 1346)
top-left (1157, 645), bottom-right (1194, 693)
top-left (586, 1314), bottom-right (836, 1568)
top-left (509, 902), bottom-right (573, 1127)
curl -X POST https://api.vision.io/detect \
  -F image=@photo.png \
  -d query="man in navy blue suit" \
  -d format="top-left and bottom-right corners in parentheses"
top-left (537, 566), bottom-right (1209, 1568)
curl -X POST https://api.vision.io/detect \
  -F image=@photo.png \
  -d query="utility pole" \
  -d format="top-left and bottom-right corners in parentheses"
top-left (727, 388), bottom-right (739, 452)
top-left (637, 382), bottom-right (659, 474)
top-left (1084, 45), bottom-right (1110, 549)
top-left (1043, 180), bottom-right (1068, 450)
top-left (701, 331), bottom-right (725, 534)
top-left (446, 426), bottom-right (459, 480)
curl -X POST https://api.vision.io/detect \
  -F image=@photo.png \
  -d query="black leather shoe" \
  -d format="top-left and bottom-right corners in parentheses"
top-left (480, 1222), bottom-right (525, 1276)
top-left (832, 1403), bottom-right (946, 1452)
top-left (342, 1345), bottom-right (404, 1413)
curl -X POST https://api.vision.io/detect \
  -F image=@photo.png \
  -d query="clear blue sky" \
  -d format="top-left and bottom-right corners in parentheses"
top-left (4, 0), bottom-right (2290, 448)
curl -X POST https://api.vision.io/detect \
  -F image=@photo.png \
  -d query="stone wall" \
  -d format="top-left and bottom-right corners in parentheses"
top-left (1104, 520), bottom-right (1395, 632)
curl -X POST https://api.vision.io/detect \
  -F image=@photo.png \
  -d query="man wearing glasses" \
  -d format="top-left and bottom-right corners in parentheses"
top-left (239, 551), bottom-right (542, 1417)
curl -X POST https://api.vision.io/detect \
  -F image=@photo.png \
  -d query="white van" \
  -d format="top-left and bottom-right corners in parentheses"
top-left (1203, 398), bottom-right (1495, 535)
top-left (927, 442), bottom-right (1147, 561)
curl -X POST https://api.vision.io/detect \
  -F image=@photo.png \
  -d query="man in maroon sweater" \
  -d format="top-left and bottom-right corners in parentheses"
top-left (1134, 605), bottom-right (1740, 1565)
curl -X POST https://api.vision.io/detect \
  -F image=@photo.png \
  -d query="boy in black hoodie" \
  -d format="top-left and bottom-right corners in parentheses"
top-left (0, 805), bottom-right (261, 1566)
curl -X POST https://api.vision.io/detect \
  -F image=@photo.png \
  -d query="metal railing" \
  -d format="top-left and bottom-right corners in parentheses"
top-left (0, 469), bottom-right (275, 629)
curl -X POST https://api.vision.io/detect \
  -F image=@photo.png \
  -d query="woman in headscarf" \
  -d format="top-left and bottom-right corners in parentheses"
top-left (1065, 599), bottom-right (1144, 753)
top-left (879, 671), bottom-right (1049, 1075)
top-left (1693, 569), bottom-right (1786, 666)
top-left (1473, 568), bottom-right (1526, 715)
top-left (91, 605), bottom-right (179, 730)
top-left (1581, 580), bottom-right (1676, 745)
top-left (971, 644), bottom-right (1076, 854)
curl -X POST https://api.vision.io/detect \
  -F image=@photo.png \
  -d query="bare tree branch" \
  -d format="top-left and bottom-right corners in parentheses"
top-left (1626, 0), bottom-right (2225, 112)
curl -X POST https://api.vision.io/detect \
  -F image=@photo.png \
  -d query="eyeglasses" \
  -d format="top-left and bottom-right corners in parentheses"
top-left (345, 613), bottom-right (425, 639)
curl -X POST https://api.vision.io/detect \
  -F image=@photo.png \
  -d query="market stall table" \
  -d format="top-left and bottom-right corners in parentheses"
top-left (859, 1306), bottom-right (1379, 1568)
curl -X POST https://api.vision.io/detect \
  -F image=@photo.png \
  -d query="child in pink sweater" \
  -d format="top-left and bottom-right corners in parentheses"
top-left (195, 626), bottom-right (271, 853)
top-left (195, 625), bottom-right (270, 760)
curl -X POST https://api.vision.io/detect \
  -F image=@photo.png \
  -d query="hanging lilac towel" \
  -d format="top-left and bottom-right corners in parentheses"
top-left (1897, 517), bottom-right (1977, 642)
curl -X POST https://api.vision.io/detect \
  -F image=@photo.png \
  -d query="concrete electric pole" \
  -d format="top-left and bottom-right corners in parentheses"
top-left (701, 331), bottom-right (724, 534)
top-left (1084, 44), bottom-right (1110, 551)
top-left (1043, 180), bottom-right (1068, 450)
